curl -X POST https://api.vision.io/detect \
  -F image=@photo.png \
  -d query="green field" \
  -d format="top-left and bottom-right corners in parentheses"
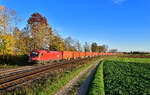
top-left (107, 57), bottom-right (150, 63)
top-left (88, 57), bottom-right (150, 95)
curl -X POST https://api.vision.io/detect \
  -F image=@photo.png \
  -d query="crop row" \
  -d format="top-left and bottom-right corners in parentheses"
top-left (103, 60), bottom-right (150, 94)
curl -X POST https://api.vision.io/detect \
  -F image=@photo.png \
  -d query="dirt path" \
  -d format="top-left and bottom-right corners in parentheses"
top-left (78, 63), bottom-right (99, 95)
top-left (54, 60), bottom-right (102, 95)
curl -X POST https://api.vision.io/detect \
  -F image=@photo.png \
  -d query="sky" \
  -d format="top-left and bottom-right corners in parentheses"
top-left (0, 0), bottom-right (150, 52)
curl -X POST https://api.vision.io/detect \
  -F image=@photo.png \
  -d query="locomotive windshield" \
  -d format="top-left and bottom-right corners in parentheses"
top-left (30, 52), bottom-right (39, 57)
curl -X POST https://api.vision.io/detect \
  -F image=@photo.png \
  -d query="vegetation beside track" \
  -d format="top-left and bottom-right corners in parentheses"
top-left (67, 60), bottom-right (99, 95)
top-left (103, 58), bottom-right (150, 94)
top-left (38, 58), bottom-right (100, 95)
top-left (87, 61), bottom-right (105, 95)
top-left (6, 57), bottom-right (101, 95)
top-left (0, 55), bottom-right (31, 69)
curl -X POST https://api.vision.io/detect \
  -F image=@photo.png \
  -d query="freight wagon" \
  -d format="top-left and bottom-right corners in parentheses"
top-left (29, 50), bottom-right (123, 64)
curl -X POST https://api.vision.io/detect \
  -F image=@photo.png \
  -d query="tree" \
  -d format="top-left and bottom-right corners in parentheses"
top-left (91, 42), bottom-right (99, 52)
top-left (64, 37), bottom-right (76, 51)
top-left (0, 6), bottom-right (17, 56)
top-left (109, 49), bottom-right (118, 53)
top-left (0, 33), bottom-right (15, 55)
top-left (14, 26), bottom-right (32, 55)
top-left (27, 12), bottom-right (54, 50)
top-left (75, 40), bottom-right (82, 51)
top-left (14, 27), bottom-right (20, 55)
top-left (84, 42), bottom-right (90, 52)
top-left (49, 34), bottom-right (65, 51)
top-left (98, 45), bottom-right (108, 52)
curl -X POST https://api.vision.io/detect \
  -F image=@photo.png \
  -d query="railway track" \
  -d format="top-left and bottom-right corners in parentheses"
top-left (0, 58), bottom-right (90, 93)
top-left (0, 66), bottom-right (35, 77)
top-left (0, 62), bottom-right (57, 79)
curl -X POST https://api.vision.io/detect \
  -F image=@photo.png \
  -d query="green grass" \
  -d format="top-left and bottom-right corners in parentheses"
top-left (103, 59), bottom-right (150, 95)
top-left (87, 61), bottom-right (105, 95)
top-left (107, 56), bottom-right (150, 63)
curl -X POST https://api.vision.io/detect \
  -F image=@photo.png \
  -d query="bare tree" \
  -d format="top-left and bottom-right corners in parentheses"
top-left (64, 37), bottom-right (76, 51)
top-left (84, 42), bottom-right (90, 52)
top-left (74, 40), bottom-right (82, 51)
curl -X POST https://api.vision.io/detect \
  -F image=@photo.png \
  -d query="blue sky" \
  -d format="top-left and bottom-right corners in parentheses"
top-left (1, 0), bottom-right (150, 52)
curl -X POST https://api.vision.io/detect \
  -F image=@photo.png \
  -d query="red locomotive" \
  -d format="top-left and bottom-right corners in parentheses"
top-left (29, 50), bottom-right (62, 63)
top-left (29, 50), bottom-right (123, 63)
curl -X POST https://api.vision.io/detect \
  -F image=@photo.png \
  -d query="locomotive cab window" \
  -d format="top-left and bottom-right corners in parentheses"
top-left (30, 52), bottom-right (39, 57)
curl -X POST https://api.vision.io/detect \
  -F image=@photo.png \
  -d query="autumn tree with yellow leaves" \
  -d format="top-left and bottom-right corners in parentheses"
top-left (49, 34), bottom-right (65, 51)
top-left (0, 6), bottom-right (17, 56)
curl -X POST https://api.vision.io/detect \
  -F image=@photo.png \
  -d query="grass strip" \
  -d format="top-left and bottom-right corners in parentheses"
top-left (87, 61), bottom-right (105, 95)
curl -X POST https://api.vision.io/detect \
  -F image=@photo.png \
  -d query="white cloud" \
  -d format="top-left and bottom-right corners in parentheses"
top-left (112, 0), bottom-right (126, 5)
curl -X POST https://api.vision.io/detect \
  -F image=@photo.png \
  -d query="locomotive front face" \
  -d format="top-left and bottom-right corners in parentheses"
top-left (29, 51), bottom-right (40, 63)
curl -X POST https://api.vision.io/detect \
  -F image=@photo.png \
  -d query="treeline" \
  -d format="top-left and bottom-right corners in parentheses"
top-left (0, 6), bottom-right (109, 58)
top-left (124, 51), bottom-right (149, 54)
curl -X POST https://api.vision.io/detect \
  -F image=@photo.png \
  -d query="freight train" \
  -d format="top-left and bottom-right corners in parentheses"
top-left (29, 50), bottom-right (123, 63)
